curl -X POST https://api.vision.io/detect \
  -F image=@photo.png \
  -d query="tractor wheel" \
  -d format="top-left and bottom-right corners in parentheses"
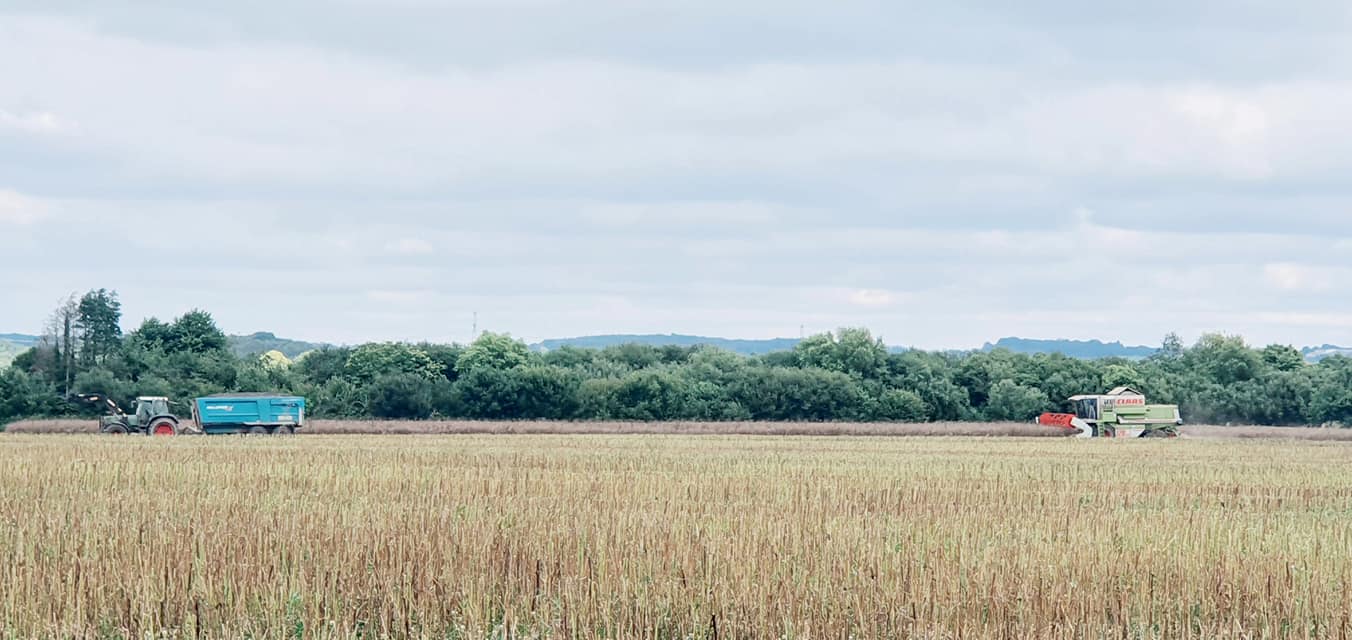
top-left (104, 424), bottom-right (129, 435)
top-left (148, 420), bottom-right (179, 437)
top-left (247, 426), bottom-right (269, 436)
top-left (271, 425), bottom-right (294, 436)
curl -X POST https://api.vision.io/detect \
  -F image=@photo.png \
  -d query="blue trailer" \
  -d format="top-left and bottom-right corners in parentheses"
top-left (192, 393), bottom-right (306, 435)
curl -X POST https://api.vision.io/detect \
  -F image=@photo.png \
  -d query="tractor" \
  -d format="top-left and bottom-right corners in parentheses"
top-left (1038, 386), bottom-right (1182, 438)
top-left (75, 394), bottom-right (183, 436)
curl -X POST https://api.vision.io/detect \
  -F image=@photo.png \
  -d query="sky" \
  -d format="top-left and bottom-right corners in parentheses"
top-left (2, 1), bottom-right (1352, 350)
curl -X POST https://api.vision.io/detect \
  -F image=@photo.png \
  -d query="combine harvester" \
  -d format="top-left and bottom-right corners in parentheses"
top-left (1038, 386), bottom-right (1182, 438)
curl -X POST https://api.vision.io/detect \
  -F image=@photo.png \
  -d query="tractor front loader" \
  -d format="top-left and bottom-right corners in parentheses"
top-left (74, 394), bottom-right (183, 436)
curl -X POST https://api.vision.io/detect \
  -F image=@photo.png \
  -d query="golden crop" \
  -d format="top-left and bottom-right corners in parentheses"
top-left (2, 435), bottom-right (1350, 639)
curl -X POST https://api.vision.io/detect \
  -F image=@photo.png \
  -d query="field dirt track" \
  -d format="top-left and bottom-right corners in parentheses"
top-left (6, 418), bottom-right (1352, 440)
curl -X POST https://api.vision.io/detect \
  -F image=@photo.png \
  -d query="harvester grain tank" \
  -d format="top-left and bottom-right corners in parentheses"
top-left (1038, 386), bottom-right (1182, 438)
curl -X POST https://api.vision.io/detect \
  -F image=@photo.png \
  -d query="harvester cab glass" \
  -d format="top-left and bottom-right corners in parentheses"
top-left (1074, 398), bottom-right (1099, 421)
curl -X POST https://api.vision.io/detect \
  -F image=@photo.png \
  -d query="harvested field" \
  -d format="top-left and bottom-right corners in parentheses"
top-left (1182, 424), bottom-right (1352, 440)
top-left (7, 417), bottom-right (1352, 440)
top-left (2, 434), bottom-right (1352, 639)
top-left (2, 419), bottom-right (1067, 436)
top-left (305, 419), bottom-right (1073, 437)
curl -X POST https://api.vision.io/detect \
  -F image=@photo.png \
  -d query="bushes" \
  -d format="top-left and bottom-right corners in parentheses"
top-left (3, 305), bottom-right (1350, 426)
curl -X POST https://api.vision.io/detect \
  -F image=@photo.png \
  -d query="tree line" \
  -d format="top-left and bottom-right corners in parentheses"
top-left (3, 289), bottom-right (1351, 427)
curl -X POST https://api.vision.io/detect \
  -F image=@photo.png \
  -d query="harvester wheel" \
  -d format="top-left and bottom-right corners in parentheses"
top-left (247, 426), bottom-right (269, 436)
top-left (271, 425), bottom-right (294, 436)
top-left (148, 420), bottom-right (179, 437)
top-left (1100, 426), bottom-right (1117, 439)
top-left (104, 425), bottom-right (128, 435)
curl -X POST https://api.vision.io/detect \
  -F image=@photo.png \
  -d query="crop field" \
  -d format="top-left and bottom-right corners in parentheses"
top-left (8, 418), bottom-right (1352, 440)
top-left (1, 419), bottom-right (1072, 437)
top-left (2, 435), bottom-right (1352, 639)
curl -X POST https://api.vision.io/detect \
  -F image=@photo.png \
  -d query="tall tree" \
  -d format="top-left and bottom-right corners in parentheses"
top-left (77, 289), bottom-right (123, 366)
top-left (40, 294), bottom-right (81, 396)
top-left (169, 310), bottom-right (228, 354)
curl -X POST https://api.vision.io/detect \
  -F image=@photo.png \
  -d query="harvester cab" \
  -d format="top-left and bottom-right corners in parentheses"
top-left (76, 394), bottom-right (182, 436)
top-left (1038, 386), bottom-right (1182, 439)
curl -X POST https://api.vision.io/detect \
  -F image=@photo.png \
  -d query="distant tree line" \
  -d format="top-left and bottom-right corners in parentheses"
top-left (3, 289), bottom-right (1352, 427)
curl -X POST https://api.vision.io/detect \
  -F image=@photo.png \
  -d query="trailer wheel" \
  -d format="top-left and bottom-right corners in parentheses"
top-left (271, 425), bottom-right (294, 436)
top-left (148, 419), bottom-right (179, 436)
top-left (104, 425), bottom-right (128, 435)
top-left (247, 426), bottom-right (269, 436)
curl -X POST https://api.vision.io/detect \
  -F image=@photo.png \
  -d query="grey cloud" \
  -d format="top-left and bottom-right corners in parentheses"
top-left (2, 3), bottom-right (1351, 348)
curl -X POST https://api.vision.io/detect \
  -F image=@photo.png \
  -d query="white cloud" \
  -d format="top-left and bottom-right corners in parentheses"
top-left (1, 6), bottom-right (1352, 349)
top-left (0, 109), bottom-right (73, 135)
top-left (0, 189), bottom-right (46, 224)
top-left (365, 290), bottom-right (436, 305)
top-left (385, 238), bottom-right (435, 256)
top-left (1263, 263), bottom-right (1338, 293)
top-left (847, 289), bottom-right (898, 307)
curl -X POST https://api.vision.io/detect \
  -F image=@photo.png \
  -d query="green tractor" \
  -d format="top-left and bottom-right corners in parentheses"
top-left (76, 394), bottom-right (182, 436)
top-left (1038, 386), bottom-right (1183, 438)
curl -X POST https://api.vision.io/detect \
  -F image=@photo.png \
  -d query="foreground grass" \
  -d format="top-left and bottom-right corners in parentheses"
top-left (2, 436), bottom-right (1351, 639)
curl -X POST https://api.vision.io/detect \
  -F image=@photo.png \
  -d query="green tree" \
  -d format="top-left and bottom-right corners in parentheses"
top-left (170, 310), bottom-right (228, 354)
top-left (366, 373), bottom-right (435, 419)
top-left (1186, 334), bottom-right (1261, 385)
top-left (1309, 357), bottom-right (1352, 426)
top-left (984, 379), bottom-right (1048, 421)
top-left (295, 347), bottom-right (353, 385)
top-left (345, 343), bottom-right (444, 384)
top-left (76, 289), bottom-right (123, 366)
top-left (869, 389), bottom-right (929, 422)
top-left (608, 370), bottom-right (690, 420)
top-left (1101, 364), bottom-right (1144, 390)
top-left (1261, 344), bottom-right (1305, 372)
top-left (450, 366), bottom-right (580, 420)
top-left (456, 332), bottom-right (531, 373)
top-left (794, 328), bottom-right (889, 379)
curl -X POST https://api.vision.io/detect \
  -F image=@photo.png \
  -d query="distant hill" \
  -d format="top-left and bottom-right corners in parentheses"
top-left (0, 334), bottom-right (38, 368)
top-left (1302, 345), bottom-right (1352, 363)
top-left (0, 333), bottom-right (39, 348)
top-left (0, 332), bottom-right (325, 364)
top-left (2, 328), bottom-right (1344, 365)
top-left (228, 332), bottom-right (329, 359)
top-left (982, 337), bottom-right (1158, 360)
top-left (533, 334), bottom-right (804, 356)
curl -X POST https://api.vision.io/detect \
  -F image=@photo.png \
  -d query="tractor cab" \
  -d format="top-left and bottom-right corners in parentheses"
top-left (134, 397), bottom-right (171, 426)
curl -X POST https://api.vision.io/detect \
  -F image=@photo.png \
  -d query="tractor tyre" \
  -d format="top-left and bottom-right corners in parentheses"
top-left (104, 425), bottom-right (129, 436)
top-left (148, 419), bottom-right (179, 437)
top-left (271, 425), bottom-right (294, 436)
top-left (247, 426), bottom-right (269, 436)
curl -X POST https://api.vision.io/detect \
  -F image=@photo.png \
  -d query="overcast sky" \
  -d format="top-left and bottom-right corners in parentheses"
top-left (3, 2), bottom-right (1352, 349)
